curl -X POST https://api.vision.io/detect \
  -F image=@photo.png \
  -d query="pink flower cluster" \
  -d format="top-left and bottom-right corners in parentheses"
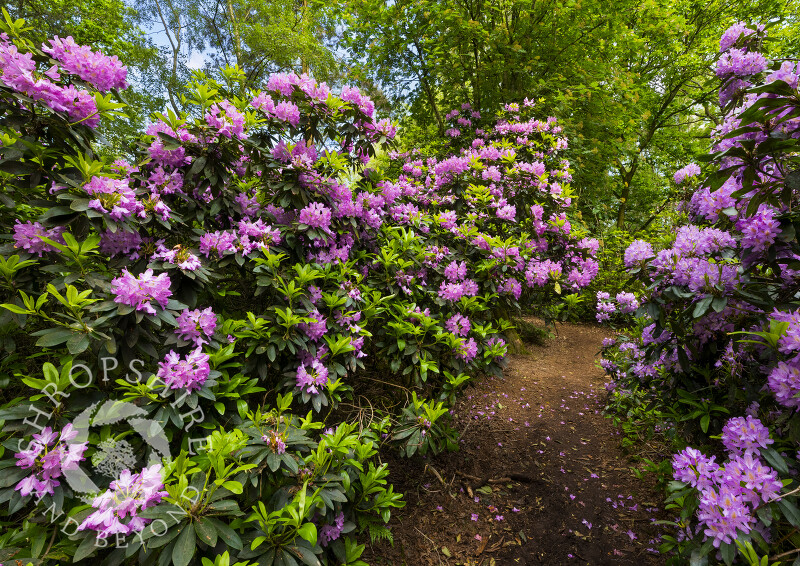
top-left (205, 100), bottom-right (247, 140)
top-left (296, 359), bottom-right (329, 395)
top-left (111, 268), bottom-right (172, 315)
top-left (152, 243), bottom-right (200, 271)
top-left (672, 418), bottom-right (783, 548)
top-left (12, 220), bottom-right (65, 256)
top-left (298, 202), bottom-right (333, 232)
top-left (455, 337), bottom-right (478, 362)
top-left (84, 176), bottom-right (143, 220)
top-left (15, 424), bottom-right (87, 498)
top-left (42, 36), bottom-right (127, 92)
top-left (156, 349), bottom-right (210, 391)
top-left (261, 430), bottom-right (287, 454)
top-left (77, 464), bottom-right (168, 539)
top-left (446, 313), bottom-right (471, 337)
top-left (0, 40), bottom-right (100, 126)
top-left (175, 307), bottom-right (218, 346)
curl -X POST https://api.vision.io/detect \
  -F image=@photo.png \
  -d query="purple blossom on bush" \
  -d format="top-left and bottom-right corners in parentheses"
top-left (623, 240), bottom-right (654, 267)
top-left (455, 337), bottom-right (478, 362)
top-left (296, 359), bottom-right (329, 395)
top-left (439, 281), bottom-right (464, 301)
top-left (319, 512), bottom-right (345, 546)
top-left (175, 307), bottom-right (217, 346)
top-left (444, 260), bottom-right (467, 282)
top-left (673, 163), bottom-right (701, 185)
top-left (273, 100), bottom-right (300, 126)
top-left (199, 230), bottom-right (237, 258)
top-left (767, 361), bottom-right (800, 410)
top-left (84, 176), bottom-right (143, 220)
top-left (99, 229), bottom-right (141, 256)
top-left (737, 205), bottom-right (781, 253)
top-left (721, 416), bottom-right (773, 455)
top-left (12, 221), bottom-right (65, 256)
top-left (0, 40), bottom-right (102, 126)
top-left (111, 268), bottom-right (172, 315)
top-left (15, 424), bottom-right (87, 498)
top-left (77, 464), bottom-right (168, 539)
top-left (615, 292), bottom-right (639, 314)
top-left (298, 202), bottom-right (332, 232)
top-left (716, 48), bottom-right (767, 78)
top-left (446, 313), bottom-right (471, 337)
top-left (205, 100), bottom-right (246, 139)
top-left (299, 309), bottom-right (327, 341)
top-left (261, 430), bottom-right (287, 454)
top-left (152, 243), bottom-right (201, 271)
top-left (719, 22), bottom-right (759, 52)
top-left (156, 349), bottom-right (210, 391)
top-left (42, 36), bottom-right (127, 92)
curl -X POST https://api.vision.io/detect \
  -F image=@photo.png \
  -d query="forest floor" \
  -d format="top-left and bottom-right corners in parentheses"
top-left (363, 321), bottom-right (669, 566)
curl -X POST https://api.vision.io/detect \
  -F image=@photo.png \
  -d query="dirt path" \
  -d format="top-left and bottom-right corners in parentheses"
top-left (364, 322), bottom-right (667, 566)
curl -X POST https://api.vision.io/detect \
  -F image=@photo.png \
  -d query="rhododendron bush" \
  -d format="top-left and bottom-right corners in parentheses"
top-left (0, 13), bottom-right (595, 566)
top-left (598, 23), bottom-right (800, 565)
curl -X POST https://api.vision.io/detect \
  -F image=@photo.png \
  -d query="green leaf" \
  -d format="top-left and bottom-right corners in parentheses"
top-left (778, 498), bottom-right (800, 528)
top-left (719, 542), bottom-right (735, 566)
top-left (206, 518), bottom-right (242, 550)
top-left (35, 329), bottom-right (74, 347)
top-left (297, 522), bottom-right (317, 547)
top-left (193, 518), bottom-right (218, 547)
top-left (172, 524), bottom-right (197, 566)
top-left (73, 535), bottom-right (98, 562)
top-left (693, 296), bottom-right (713, 318)
top-left (762, 447), bottom-right (789, 475)
top-left (0, 303), bottom-right (28, 314)
top-left (222, 481), bottom-right (243, 494)
top-left (67, 333), bottom-right (90, 354)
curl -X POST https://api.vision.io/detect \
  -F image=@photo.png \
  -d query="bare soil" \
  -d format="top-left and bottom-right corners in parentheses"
top-left (364, 321), bottom-right (668, 566)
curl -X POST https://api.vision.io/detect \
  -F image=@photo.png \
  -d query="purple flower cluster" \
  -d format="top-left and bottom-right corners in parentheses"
top-left (77, 464), bottom-right (168, 539)
top-left (111, 269), bottom-right (172, 315)
top-left (446, 313), bottom-right (471, 337)
top-left (156, 349), bottom-right (210, 391)
top-left (84, 176), bottom-right (143, 220)
top-left (455, 337), bottom-right (478, 362)
top-left (623, 240), bottom-right (654, 267)
top-left (0, 39), bottom-right (103, 126)
top-left (721, 416), bottom-right (773, 454)
top-left (42, 36), bottom-right (127, 91)
top-left (673, 417), bottom-right (783, 548)
top-left (767, 361), bottom-right (800, 410)
top-left (175, 307), bottom-right (217, 346)
top-left (298, 202), bottom-right (332, 232)
top-left (716, 49), bottom-right (767, 78)
top-left (198, 230), bottom-right (238, 258)
top-left (737, 204), bottom-right (781, 253)
top-left (673, 163), bottom-right (701, 185)
top-left (299, 310), bottom-right (328, 341)
top-left (152, 243), bottom-right (201, 271)
top-left (444, 260), bottom-right (467, 281)
top-left (319, 512), bottom-right (345, 546)
top-left (15, 424), bottom-right (87, 498)
top-left (99, 230), bottom-right (142, 257)
top-left (261, 430), bottom-right (287, 454)
top-left (205, 100), bottom-right (246, 140)
top-left (296, 359), bottom-right (329, 395)
top-left (12, 220), bottom-right (65, 256)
